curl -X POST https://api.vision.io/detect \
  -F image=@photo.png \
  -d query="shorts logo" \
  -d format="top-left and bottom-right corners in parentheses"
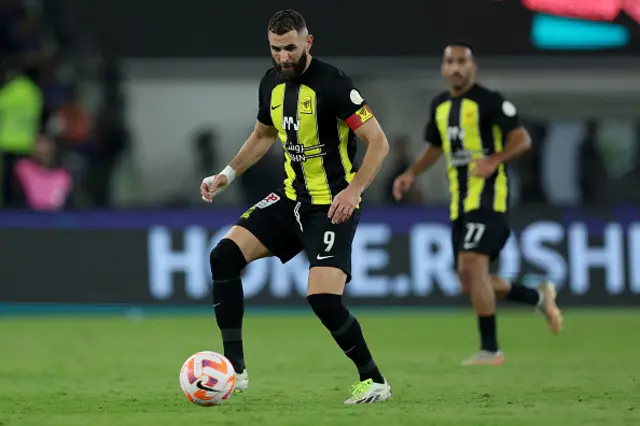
top-left (299, 97), bottom-right (313, 114)
top-left (240, 193), bottom-right (281, 219)
top-left (240, 206), bottom-right (256, 219)
top-left (255, 193), bottom-right (280, 209)
top-left (316, 254), bottom-right (334, 260)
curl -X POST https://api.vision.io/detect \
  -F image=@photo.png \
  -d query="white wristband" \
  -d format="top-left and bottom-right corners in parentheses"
top-left (219, 165), bottom-right (236, 184)
top-left (201, 165), bottom-right (237, 201)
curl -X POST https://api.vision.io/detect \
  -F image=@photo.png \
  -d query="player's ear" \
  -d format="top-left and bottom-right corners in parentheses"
top-left (470, 60), bottom-right (478, 75)
top-left (306, 34), bottom-right (313, 51)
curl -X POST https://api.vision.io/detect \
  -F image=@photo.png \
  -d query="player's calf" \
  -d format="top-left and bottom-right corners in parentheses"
top-left (493, 276), bottom-right (563, 334)
top-left (210, 237), bottom-right (249, 375)
top-left (493, 276), bottom-right (540, 305)
top-left (458, 252), bottom-right (500, 355)
top-left (306, 267), bottom-right (387, 391)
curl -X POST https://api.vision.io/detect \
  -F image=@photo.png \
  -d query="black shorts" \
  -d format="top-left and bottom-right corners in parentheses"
top-left (235, 189), bottom-right (360, 283)
top-left (451, 209), bottom-right (511, 270)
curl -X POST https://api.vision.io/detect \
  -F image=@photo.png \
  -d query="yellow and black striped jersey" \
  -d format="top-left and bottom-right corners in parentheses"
top-left (424, 84), bottom-right (520, 220)
top-left (257, 58), bottom-right (373, 205)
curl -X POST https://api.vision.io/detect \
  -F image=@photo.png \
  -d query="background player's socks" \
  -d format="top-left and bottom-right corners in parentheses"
top-left (505, 282), bottom-right (540, 305)
top-left (210, 238), bottom-right (248, 374)
top-left (308, 294), bottom-right (385, 384)
top-left (478, 315), bottom-right (499, 353)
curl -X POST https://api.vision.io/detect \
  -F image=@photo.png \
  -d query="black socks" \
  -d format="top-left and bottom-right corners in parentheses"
top-left (308, 294), bottom-right (385, 384)
top-left (211, 239), bottom-right (386, 383)
top-left (478, 315), bottom-right (499, 353)
top-left (213, 280), bottom-right (245, 373)
top-left (506, 282), bottom-right (540, 305)
top-left (210, 238), bottom-right (248, 373)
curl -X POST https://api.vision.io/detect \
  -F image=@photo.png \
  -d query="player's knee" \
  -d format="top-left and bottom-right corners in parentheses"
top-left (209, 238), bottom-right (247, 281)
top-left (306, 293), bottom-right (350, 332)
top-left (307, 267), bottom-right (347, 296)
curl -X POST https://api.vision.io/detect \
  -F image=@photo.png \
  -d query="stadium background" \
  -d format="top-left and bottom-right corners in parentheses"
top-left (1, 0), bottom-right (640, 310)
top-left (2, 2), bottom-right (640, 425)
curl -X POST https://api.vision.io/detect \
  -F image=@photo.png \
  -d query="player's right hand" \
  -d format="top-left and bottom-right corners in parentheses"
top-left (200, 174), bottom-right (229, 203)
top-left (392, 172), bottom-right (415, 201)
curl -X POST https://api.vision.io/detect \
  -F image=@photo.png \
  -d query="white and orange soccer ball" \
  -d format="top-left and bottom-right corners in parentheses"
top-left (179, 351), bottom-right (236, 406)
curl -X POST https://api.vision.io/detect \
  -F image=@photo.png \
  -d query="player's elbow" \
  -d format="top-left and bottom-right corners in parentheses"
top-left (379, 137), bottom-right (390, 158)
top-left (518, 129), bottom-right (532, 151)
top-left (507, 128), bottom-right (531, 153)
top-left (371, 133), bottom-right (390, 158)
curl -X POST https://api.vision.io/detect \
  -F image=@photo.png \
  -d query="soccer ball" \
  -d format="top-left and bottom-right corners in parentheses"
top-left (179, 351), bottom-right (236, 406)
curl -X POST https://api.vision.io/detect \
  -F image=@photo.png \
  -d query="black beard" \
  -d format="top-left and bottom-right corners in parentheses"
top-left (273, 51), bottom-right (308, 80)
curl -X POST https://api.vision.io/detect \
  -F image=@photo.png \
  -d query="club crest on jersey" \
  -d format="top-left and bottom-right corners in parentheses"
top-left (299, 97), bottom-right (313, 114)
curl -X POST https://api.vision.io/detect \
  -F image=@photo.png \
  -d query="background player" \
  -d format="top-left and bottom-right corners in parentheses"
top-left (393, 42), bottom-right (562, 366)
top-left (200, 10), bottom-right (392, 403)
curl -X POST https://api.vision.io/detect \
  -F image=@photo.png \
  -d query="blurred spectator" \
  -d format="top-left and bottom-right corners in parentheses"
top-left (383, 134), bottom-right (423, 205)
top-left (39, 54), bottom-right (68, 126)
top-left (194, 128), bottom-right (216, 178)
top-left (8, 5), bottom-right (41, 61)
top-left (84, 102), bottom-right (129, 206)
top-left (48, 83), bottom-right (91, 149)
top-left (0, 0), bottom-right (26, 58)
top-left (0, 62), bottom-right (43, 206)
top-left (10, 133), bottom-right (73, 210)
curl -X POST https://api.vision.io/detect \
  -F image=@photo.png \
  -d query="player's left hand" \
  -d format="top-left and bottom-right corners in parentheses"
top-left (328, 185), bottom-right (361, 224)
top-left (471, 156), bottom-right (500, 178)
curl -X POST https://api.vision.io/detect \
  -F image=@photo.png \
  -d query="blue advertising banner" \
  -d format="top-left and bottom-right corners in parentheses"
top-left (0, 205), bottom-right (639, 307)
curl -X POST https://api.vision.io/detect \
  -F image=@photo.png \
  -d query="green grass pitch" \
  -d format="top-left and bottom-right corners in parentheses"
top-left (1, 309), bottom-right (639, 426)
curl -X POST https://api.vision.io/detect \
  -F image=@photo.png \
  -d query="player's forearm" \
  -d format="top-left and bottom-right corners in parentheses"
top-left (228, 134), bottom-right (275, 175)
top-left (350, 136), bottom-right (389, 193)
top-left (491, 129), bottom-right (531, 164)
top-left (407, 145), bottom-right (443, 176)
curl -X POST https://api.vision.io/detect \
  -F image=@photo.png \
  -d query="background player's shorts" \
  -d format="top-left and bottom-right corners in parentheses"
top-left (235, 189), bottom-right (359, 283)
top-left (451, 209), bottom-right (511, 270)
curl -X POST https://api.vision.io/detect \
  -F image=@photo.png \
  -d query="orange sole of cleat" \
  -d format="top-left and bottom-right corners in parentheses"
top-left (462, 353), bottom-right (505, 366)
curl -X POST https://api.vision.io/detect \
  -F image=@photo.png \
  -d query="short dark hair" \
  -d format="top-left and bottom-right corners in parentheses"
top-left (446, 40), bottom-right (474, 54)
top-left (268, 10), bottom-right (307, 35)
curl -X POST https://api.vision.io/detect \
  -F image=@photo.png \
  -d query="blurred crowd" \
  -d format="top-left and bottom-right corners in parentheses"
top-left (0, 0), bottom-right (128, 211)
top-left (1, 1), bottom-right (638, 212)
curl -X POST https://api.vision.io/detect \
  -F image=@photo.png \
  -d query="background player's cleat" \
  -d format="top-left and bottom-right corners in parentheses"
top-left (461, 350), bottom-right (505, 366)
top-left (234, 369), bottom-right (249, 392)
top-left (537, 281), bottom-right (563, 335)
top-left (344, 379), bottom-right (391, 404)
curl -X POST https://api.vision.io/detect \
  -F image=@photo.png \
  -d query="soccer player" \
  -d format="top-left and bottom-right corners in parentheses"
top-left (200, 10), bottom-right (392, 404)
top-left (392, 42), bottom-right (563, 366)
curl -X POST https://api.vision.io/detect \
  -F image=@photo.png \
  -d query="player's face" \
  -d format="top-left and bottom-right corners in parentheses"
top-left (268, 30), bottom-right (312, 80)
top-left (441, 46), bottom-right (476, 91)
